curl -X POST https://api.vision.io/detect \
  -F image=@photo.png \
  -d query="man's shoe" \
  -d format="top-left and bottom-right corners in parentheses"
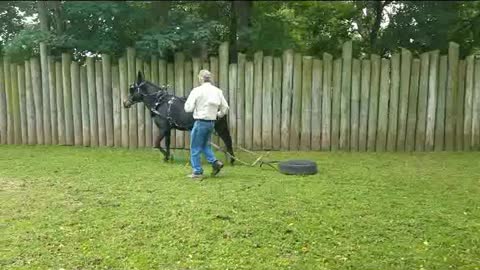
top-left (211, 160), bottom-right (224, 176)
top-left (187, 173), bottom-right (204, 180)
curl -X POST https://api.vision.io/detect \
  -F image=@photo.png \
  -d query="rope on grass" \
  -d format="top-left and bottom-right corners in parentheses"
top-left (209, 142), bottom-right (250, 166)
top-left (209, 142), bottom-right (280, 171)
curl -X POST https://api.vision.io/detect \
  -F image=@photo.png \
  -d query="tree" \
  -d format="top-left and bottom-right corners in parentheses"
top-left (229, 1), bottom-right (253, 61)
top-left (0, 1), bottom-right (35, 56)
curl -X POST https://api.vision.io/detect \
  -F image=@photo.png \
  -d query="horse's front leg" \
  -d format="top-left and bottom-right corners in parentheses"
top-left (164, 130), bottom-right (171, 161)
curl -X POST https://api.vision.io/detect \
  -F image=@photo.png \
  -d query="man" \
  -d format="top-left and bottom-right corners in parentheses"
top-left (184, 70), bottom-right (229, 179)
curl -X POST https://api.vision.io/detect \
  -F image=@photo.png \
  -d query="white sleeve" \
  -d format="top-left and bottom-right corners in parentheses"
top-left (184, 89), bottom-right (197, 112)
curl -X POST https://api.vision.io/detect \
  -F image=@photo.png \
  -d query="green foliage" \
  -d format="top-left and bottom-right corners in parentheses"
top-left (135, 3), bottom-right (227, 59)
top-left (1, 145), bottom-right (480, 269)
top-left (284, 1), bottom-right (358, 56)
top-left (379, 2), bottom-right (461, 55)
top-left (1, 1), bottom-right (479, 61)
top-left (3, 28), bottom-right (50, 62)
top-left (58, 1), bottom-right (146, 57)
top-left (0, 1), bottom-right (36, 56)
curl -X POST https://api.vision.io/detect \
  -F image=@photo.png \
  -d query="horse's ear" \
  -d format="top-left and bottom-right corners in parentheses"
top-left (137, 71), bottom-right (143, 84)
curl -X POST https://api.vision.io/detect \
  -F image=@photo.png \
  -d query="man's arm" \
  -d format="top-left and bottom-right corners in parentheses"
top-left (217, 91), bottom-right (229, 118)
top-left (184, 89), bottom-right (197, 112)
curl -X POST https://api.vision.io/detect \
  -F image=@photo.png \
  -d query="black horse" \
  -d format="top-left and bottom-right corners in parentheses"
top-left (123, 71), bottom-right (235, 164)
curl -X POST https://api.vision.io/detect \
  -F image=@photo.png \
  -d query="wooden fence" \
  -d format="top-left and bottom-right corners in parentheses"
top-left (0, 41), bottom-right (479, 152)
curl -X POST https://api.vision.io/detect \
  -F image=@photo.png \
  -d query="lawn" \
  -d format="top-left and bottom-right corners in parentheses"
top-left (1, 145), bottom-right (479, 270)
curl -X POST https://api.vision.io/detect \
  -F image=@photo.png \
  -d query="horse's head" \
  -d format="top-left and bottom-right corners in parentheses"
top-left (123, 71), bottom-right (149, 108)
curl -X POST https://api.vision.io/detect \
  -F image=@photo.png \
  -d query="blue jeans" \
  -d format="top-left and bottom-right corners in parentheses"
top-left (190, 120), bottom-right (217, 175)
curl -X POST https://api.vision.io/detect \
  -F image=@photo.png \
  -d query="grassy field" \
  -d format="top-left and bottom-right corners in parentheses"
top-left (1, 145), bottom-right (479, 270)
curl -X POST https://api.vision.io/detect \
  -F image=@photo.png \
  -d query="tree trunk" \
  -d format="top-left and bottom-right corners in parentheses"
top-left (37, 1), bottom-right (49, 32)
top-left (230, 1), bottom-right (253, 60)
top-left (369, 1), bottom-right (391, 53)
top-left (152, 1), bottom-right (170, 57)
top-left (369, 1), bottom-right (383, 52)
top-left (50, 1), bottom-right (64, 35)
top-left (152, 1), bottom-right (170, 28)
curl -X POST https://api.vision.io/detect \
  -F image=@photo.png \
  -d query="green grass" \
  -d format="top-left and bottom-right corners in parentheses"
top-left (1, 145), bottom-right (479, 270)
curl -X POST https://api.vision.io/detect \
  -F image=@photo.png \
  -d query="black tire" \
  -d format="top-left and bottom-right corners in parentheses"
top-left (278, 160), bottom-right (318, 175)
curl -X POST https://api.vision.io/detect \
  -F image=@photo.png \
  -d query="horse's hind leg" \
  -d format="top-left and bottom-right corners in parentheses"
top-left (215, 117), bottom-right (235, 165)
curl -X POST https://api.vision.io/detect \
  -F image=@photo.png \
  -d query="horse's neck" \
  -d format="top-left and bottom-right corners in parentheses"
top-left (143, 92), bottom-right (168, 109)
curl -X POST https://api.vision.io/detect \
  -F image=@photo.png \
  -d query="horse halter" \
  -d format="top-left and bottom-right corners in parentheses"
top-left (131, 81), bottom-right (147, 96)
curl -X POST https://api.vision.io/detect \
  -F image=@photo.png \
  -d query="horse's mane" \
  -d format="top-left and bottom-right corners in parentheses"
top-left (144, 80), bottom-right (187, 100)
top-left (143, 80), bottom-right (169, 95)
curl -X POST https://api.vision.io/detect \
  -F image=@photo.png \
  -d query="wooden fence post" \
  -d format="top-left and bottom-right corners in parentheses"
top-left (119, 57), bottom-right (129, 148)
top-left (219, 42), bottom-right (229, 102)
top-left (321, 53), bottom-right (333, 151)
top-left (229, 63), bottom-right (238, 148)
top-left (367, 54), bottom-right (380, 151)
top-left (25, 60), bottom-right (36, 145)
top-left (340, 41), bottom-right (352, 150)
top-left (281, 50), bottom-right (294, 150)
top-left (300, 56), bottom-right (312, 150)
top-left (17, 64), bottom-right (27, 144)
top-left (3, 58), bottom-right (13, 144)
top-left (143, 61), bottom-right (152, 148)
top-left (416, 52), bottom-right (430, 151)
top-left (184, 59), bottom-right (193, 149)
top-left (290, 53), bottom-right (303, 150)
top-left (102, 54), bottom-right (114, 147)
top-left (95, 60), bottom-right (106, 146)
top-left (48, 56), bottom-right (58, 145)
top-left (0, 60), bottom-right (6, 144)
top-left (359, 59), bottom-right (371, 152)
top-left (262, 56), bottom-right (273, 150)
top-left (167, 62), bottom-right (175, 148)
top-left (445, 42), bottom-right (459, 150)
top-left (253, 51), bottom-right (263, 150)
top-left (80, 65), bottom-right (90, 147)
top-left (192, 58), bottom-right (201, 88)
top-left (151, 56), bottom-right (160, 146)
top-left (376, 58), bottom-right (390, 152)
top-left (387, 53), bottom-right (400, 151)
top-left (397, 49), bottom-right (412, 151)
top-left (86, 57), bottom-right (98, 147)
top-left (245, 61), bottom-right (254, 150)
top-left (71, 61), bottom-right (82, 145)
top-left (456, 60), bottom-right (466, 150)
top-left (331, 58), bottom-right (342, 151)
top-left (62, 53), bottom-right (73, 145)
top-left (127, 47), bottom-right (137, 149)
top-left (350, 59), bottom-right (361, 151)
top-left (434, 56), bottom-right (448, 151)
top-left (272, 57), bottom-right (282, 150)
top-left (174, 53), bottom-right (185, 149)
top-left (31, 57), bottom-right (44, 144)
top-left (209, 56), bottom-right (219, 146)
top-left (237, 53), bottom-right (246, 148)
top-left (406, 59), bottom-right (421, 151)
top-left (41, 43), bottom-right (51, 145)
top-left (463, 56), bottom-right (474, 150)
top-left (56, 61), bottom-right (65, 145)
top-left (425, 50), bottom-right (439, 151)
top-left (10, 64), bottom-right (22, 144)
top-left (473, 59), bottom-right (480, 150)
top-left (135, 58), bottom-right (145, 148)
